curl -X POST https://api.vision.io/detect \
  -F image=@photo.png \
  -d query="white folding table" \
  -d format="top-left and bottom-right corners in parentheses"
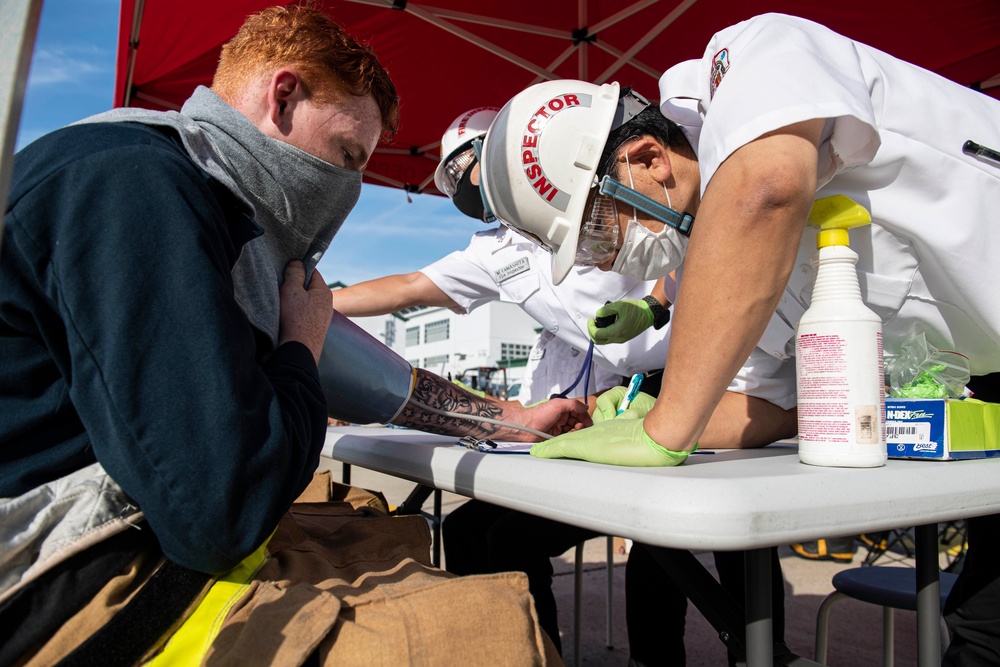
top-left (323, 426), bottom-right (1000, 666)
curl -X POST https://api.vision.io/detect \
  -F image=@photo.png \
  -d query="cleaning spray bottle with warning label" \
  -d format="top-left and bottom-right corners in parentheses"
top-left (795, 195), bottom-right (886, 467)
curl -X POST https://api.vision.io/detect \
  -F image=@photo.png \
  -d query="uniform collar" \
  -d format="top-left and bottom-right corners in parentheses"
top-left (658, 59), bottom-right (705, 153)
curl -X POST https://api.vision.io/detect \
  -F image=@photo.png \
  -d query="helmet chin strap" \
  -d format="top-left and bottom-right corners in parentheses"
top-left (597, 175), bottom-right (694, 235)
top-left (472, 137), bottom-right (497, 224)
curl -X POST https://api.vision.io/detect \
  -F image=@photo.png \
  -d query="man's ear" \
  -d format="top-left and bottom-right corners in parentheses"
top-left (266, 68), bottom-right (304, 135)
top-left (622, 136), bottom-right (673, 185)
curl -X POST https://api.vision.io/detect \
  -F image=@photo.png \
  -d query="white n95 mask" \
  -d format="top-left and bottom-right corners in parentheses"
top-left (611, 217), bottom-right (688, 280)
top-left (608, 145), bottom-right (689, 280)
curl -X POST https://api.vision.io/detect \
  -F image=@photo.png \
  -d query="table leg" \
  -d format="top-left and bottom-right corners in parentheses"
top-left (432, 488), bottom-right (442, 568)
top-left (915, 523), bottom-right (941, 667)
top-left (644, 546), bottom-right (820, 666)
top-left (606, 536), bottom-right (614, 649)
top-left (392, 484), bottom-right (442, 567)
top-left (745, 548), bottom-right (773, 667)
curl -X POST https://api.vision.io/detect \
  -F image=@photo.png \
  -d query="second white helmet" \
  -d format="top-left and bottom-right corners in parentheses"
top-left (433, 106), bottom-right (499, 197)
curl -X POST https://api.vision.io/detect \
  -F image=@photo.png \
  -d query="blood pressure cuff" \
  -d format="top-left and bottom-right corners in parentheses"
top-left (317, 311), bottom-right (415, 425)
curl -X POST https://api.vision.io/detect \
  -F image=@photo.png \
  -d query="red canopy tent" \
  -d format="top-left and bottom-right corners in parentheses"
top-left (115, 0), bottom-right (1000, 196)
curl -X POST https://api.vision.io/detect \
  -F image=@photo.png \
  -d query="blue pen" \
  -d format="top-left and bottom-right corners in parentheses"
top-left (617, 373), bottom-right (645, 415)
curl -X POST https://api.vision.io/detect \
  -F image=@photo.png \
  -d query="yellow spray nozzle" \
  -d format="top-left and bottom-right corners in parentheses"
top-left (807, 195), bottom-right (871, 248)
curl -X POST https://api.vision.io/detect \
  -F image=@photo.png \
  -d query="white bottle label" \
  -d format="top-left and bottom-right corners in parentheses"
top-left (796, 323), bottom-right (885, 452)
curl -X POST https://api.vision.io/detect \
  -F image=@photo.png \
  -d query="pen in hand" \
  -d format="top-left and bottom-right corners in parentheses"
top-left (617, 373), bottom-right (645, 415)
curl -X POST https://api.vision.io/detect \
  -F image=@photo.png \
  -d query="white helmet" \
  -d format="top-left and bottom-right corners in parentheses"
top-left (433, 106), bottom-right (499, 196)
top-left (479, 80), bottom-right (646, 284)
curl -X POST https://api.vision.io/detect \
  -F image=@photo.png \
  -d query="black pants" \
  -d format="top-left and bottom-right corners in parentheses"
top-left (626, 543), bottom-right (786, 667)
top-left (942, 373), bottom-right (1000, 666)
top-left (442, 499), bottom-right (598, 654)
top-left (443, 500), bottom-right (786, 664)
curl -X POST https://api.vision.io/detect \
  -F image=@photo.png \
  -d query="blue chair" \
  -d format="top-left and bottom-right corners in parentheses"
top-left (815, 566), bottom-right (958, 666)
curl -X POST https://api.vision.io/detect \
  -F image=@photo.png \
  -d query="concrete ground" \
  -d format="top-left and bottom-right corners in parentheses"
top-left (321, 458), bottom-right (955, 666)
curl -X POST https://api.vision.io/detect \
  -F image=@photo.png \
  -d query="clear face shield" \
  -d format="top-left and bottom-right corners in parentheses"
top-left (597, 174), bottom-right (694, 234)
top-left (439, 146), bottom-right (477, 198)
top-left (572, 92), bottom-right (658, 267)
top-left (574, 188), bottom-right (620, 266)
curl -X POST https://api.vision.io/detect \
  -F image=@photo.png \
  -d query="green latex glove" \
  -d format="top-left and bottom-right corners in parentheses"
top-left (530, 418), bottom-right (690, 467)
top-left (587, 299), bottom-right (653, 345)
top-left (893, 365), bottom-right (949, 398)
top-left (592, 386), bottom-right (657, 423)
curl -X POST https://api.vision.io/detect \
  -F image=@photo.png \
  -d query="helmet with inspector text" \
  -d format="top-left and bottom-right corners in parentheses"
top-left (434, 107), bottom-right (499, 198)
top-left (479, 80), bottom-right (649, 284)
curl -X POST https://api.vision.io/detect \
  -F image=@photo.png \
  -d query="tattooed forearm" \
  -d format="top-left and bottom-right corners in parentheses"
top-left (392, 369), bottom-right (510, 437)
top-left (388, 370), bottom-right (592, 441)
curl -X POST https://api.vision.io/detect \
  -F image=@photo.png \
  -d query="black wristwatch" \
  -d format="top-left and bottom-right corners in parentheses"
top-left (642, 295), bottom-right (671, 330)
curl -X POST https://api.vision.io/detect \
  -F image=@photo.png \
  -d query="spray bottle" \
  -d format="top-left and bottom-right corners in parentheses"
top-left (795, 195), bottom-right (886, 467)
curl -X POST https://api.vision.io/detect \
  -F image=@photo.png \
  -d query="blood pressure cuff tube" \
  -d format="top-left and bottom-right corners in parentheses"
top-left (317, 311), bottom-right (415, 425)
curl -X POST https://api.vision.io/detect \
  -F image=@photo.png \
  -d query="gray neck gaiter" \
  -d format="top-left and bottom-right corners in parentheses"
top-left (75, 86), bottom-right (362, 344)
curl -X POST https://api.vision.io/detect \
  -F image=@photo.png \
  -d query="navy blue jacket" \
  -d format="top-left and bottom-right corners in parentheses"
top-left (0, 123), bottom-right (328, 573)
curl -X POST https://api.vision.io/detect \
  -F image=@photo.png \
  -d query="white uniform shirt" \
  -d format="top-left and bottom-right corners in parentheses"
top-left (421, 227), bottom-right (672, 400)
top-left (660, 13), bottom-right (1000, 408)
top-left (519, 331), bottom-right (601, 405)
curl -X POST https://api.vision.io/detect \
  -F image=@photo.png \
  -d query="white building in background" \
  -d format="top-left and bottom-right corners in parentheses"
top-left (331, 283), bottom-right (540, 399)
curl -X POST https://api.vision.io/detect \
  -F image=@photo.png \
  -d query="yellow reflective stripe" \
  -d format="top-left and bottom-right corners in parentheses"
top-left (145, 538), bottom-right (270, 666)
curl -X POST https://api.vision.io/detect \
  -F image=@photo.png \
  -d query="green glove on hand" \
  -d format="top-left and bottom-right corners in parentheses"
top-left (587, 299), bottom-right (653, 345)
top-left (530, 418), bottom-right (690, 467)
top-left (592, 386), bottom-right (657, 423)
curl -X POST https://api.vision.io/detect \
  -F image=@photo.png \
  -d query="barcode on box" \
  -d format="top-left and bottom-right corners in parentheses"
top-left (885, 421), bottom-right (931, 444)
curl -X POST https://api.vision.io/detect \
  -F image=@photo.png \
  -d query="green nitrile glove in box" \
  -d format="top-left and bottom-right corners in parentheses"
top-left (885, 398), bottom-right (1000, 460)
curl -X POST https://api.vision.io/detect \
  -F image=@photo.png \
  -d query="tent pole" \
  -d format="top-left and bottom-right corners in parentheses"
top-left (122, 0), bottom-right (146, 107)
top-left (529, 45), bottom-right (578, 86)
top-left (403, 3), bottom-right (556, 80)
top-left (342, 0), bottom-right (557, 80)
top-left (344, 0), bottom-right (565, 39)
top-left (595, 0), bottom-right (697, 84)
top-left (0, 0), bottom-right (44, 254)
top-left (587, 0), bottom-right (660, 35)
top-left (342, 0), bottom-right (665, 86)
top-left (374, 146), bottom-right (438, 158)
top-left (588, 39), bottom-right (661, 81)
top-left (409, 6), bottom-right (564, 39)
top-left (577, 0), bottom-right (588, 80)
top-left (363, 170), bottom-right (409, 190)
top-left (132, 90), bottom-right (181, 111)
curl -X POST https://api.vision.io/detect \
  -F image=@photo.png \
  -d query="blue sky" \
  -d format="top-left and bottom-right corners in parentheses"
top-left (16, 0), bottom-right (478, 286)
